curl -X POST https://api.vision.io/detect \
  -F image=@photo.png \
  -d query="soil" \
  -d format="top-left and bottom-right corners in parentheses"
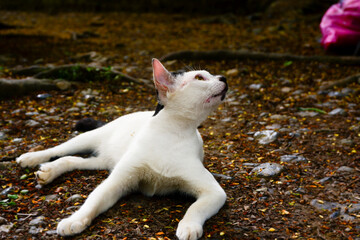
top-left (0, 11), bottom-right (359, 239)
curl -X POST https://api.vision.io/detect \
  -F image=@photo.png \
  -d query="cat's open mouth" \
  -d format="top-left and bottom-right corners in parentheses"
top-left (212, 85), bottom-right (228, 101)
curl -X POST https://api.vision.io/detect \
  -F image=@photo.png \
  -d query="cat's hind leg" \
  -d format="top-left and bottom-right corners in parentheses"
top-left (36, 156), bottom-right (111, 185)
top-left (17, 130), bottom-right (101, 168)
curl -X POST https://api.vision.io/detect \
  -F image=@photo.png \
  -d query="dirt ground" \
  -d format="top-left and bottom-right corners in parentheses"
top-left (0, 11), bottom-right (359, 239)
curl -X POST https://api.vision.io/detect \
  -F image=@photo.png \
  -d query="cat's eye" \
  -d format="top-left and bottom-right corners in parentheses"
top-left (195, 74), bottom-right (205, 81)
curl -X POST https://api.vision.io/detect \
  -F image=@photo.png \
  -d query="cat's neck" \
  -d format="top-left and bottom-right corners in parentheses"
top-left (152, 107), bottom-right (203, 132)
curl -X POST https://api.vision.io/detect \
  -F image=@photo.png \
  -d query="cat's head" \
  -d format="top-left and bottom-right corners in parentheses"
top-left (152, 58), bottom-right (227, 123)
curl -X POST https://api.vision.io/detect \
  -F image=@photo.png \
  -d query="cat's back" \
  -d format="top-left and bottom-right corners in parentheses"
top-left (104, 111), bottom-right (154, 136)
top-left (98, 111), bottom-right (154, 164)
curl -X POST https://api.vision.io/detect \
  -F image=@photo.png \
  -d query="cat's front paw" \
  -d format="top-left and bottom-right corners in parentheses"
top-left (176, 220), bottom-right (203, 240)
top-left (16, 151), bottom-right (50, 168)
top-left (57, 216), bottom-right (90, 236)
top-left (36, 163), bottom-right (57, 185)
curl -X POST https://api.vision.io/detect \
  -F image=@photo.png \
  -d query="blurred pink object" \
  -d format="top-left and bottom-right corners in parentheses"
top-left (320, 0), bottom-right (360, 51)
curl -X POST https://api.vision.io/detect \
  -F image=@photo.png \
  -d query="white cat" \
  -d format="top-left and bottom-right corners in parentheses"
top-left (16, 59), bottom-right (228, 240)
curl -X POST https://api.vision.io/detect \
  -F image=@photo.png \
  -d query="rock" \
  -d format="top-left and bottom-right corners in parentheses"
top-left (327, 88), bottom-right (354, 98)
top-left (265, 124), bottom-right (281, 130)
top-left (1, 187), bottom-right (13, 196)
top-left (319, 176), bottom-right (332, 184)
top-left (336, 166), bottom-right (355, 173)
top-left (0, 131), bottom-right (7, 140)
top-left (288, 132), bottom-right (301, 138)
top-left (221, 117), bottom-right (232, 122)
top-left (250, 163), bottom-right (284, 178)
top-left (310, 199), bottom-right (341, 211)
top-left (239, 94), bottom-right (249, 100)
top-left (0, 223), bottom-right (13, 233)
top-left (348, 204), bottom-right (360, 213)
top-left (29, 145), bottom-right (45, 152)
top-left (349, 124), bottom-right (360, 131)
top-left (25, 111), bottom-right (39, 116)
top-left (46, 229), bottom-right (57, 235)
top-left (226, 68), bottom-right (239, 77)
top-left (44, 194), bottom-right (57, 201)
top-left (29, 216), bottom-right (45, 226)
top-left (254, 130), bottom-right (279, 144)
top-left (296, 111), bottom-right (318, 117)
top-left (75, 102), bottom-right (86, 107)
top-left (12, 138), bottom-right (22, 143)
top-left (55, 80), bottom-right (72, 90)
top-left (84, 94), bottom-right (95, 101)
top-left (328, 108), bottom-right (346, 116)
top-left (242, 163), bottom-right (260, 168)
top-left (36, 93), bottom-right (52, 99)
top-left (44, 115), bottom-right (62, 121)
top-left (294, 187), bottom-right (307, 194)
top-left (25, 120), bottom-right (41, 128)
top-left (281, 87), bottom-right (292, 93)
top-left (327, 91), bottom-right (346, 98)
top-left (66, 194), bottom-right (83, 203)
top-left (0, 217), bottom-right (7, 224)
top-left (249, 83), bottom-right (264, 90)
top-left (340, 214), bottom-right (356, 222)
top-left (292, 89), bottom-right (303, 95)
top-left (280, 155), bottom-right (307, 163)
top-left (211, 173), bottom-right (233, 180)
top-left (330, 210), bottom-right (341, 219)
top-left (67, 107), bottom-right (80, 112)
top-left (81, 88), bottom-right (100, 96)
top-left (270, 114), bottom-right (289, 121)
top-left (340, 139), bottom-right (354, 146)
top-left (66, 206), bottom-right (80, 211)
top-left (254, 187), bottom-right (268, 192)
top-left (0, 162), bottom-right (16, 170)
top-left (29, 226), bottom-right (43, 235)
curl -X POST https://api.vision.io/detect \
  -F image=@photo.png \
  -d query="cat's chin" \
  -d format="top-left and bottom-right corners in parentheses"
top-left (205, 86), bottom-right (228, 104)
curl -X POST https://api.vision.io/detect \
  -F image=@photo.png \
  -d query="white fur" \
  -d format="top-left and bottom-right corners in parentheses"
top-left (16, 59), bottom-right (227, 240)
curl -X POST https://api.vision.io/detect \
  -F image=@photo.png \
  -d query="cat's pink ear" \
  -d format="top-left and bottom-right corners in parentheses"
top-left (152, 58), bottom-right (175, 104)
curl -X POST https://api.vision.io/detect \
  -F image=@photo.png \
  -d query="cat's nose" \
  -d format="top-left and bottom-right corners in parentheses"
top-left (219, 76), bottom-right (227, 84)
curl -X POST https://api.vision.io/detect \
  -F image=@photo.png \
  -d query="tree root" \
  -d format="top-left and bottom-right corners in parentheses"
top-left (32, 64), bottom-right (152, 88)
top-left (1, 64), bottom-right (153, 99)
top-left (320, 73), bottom-right (360, 90)
top-left (160, 49), bottom-right (360, 65)
top-left (0, 78), bottom-right (72, 99)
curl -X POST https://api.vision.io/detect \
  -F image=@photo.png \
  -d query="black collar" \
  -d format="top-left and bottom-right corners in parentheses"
top-left (153, 103), bottom-right (164, 116)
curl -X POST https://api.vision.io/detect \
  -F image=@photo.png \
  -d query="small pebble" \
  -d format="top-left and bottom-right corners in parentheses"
top-left (36, 93), bottom-right (52, 99)
top-left (226, 68), bottom-right (239, 76)
top-left (319, 176), bottom-right (332, 184)
top-left (254, 130), bottom-right (279, 144)
top-left (1, 187), bottom-right (13, 196)
top-left (265, 124), bottom-right (281, 130)
top-left (250, 163), bottom-right (284, 178)
top-left (296, 111), bottom-right (318, 117)
top-left (66, 194), bottom-right (83, 203)
top-left (249, 83), bottom-right (264, 90)
top-left (29, 226), bottom-right (43, 235)
top-left (25, 120), bottom-right (41, 128)
top-left (328, 108), bottom-right (346, 116)
top-left (12, 138), bottom-right (23, 143)
top-left (339, 139), bottom-right (354, 146)
top-left (29, 216), bottom-right (45, 226)
top-left (0, 131), bottom-right (7, 140)
top-left (336, 166), bottom-right (354, 173)
top-left (270, 114), bottom-right (289, 121)
top-left (280, 155), bottom-right (307, 163)
top-left (310, 199), bottom-right (341, 211)
top-left (0, 223), bottom-right (13, 233)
